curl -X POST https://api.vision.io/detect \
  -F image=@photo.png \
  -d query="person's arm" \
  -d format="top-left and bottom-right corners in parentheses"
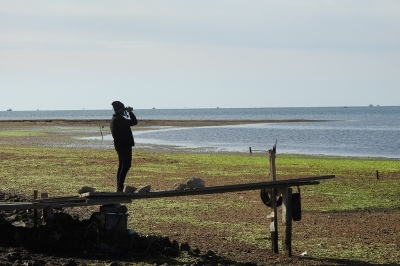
top-left (125, 106), bottom-right (137, 126)
top-left (128, 112), bottom-right (138, 126)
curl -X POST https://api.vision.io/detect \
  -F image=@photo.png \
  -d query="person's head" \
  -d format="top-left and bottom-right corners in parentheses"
top-left (112, 101), bottom-right (125, 113)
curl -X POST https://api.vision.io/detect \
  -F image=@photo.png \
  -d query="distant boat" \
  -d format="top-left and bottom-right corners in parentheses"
top-left (369, 104), bottom-right (373, 107)
top-left (7, 109), bottom-right (12, 111)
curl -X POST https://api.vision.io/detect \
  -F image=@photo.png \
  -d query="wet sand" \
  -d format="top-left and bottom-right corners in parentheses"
top-left (0, 118), bottom-right (325, 127)
top-left (0, 119), bottom-right (326, 152)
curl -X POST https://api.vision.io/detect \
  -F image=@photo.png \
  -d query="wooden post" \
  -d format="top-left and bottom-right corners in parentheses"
top-left (269, 149), bottom-right (277, 182)
top-left (249, 147), bottom-right (252, 154)
top-left (33, 190), bottom-right (38, 227)
top-left (282, 187), bottom-right (292, 256)
top-left (44, 206), bottom-right (53, 226)
top-left (41, 193), bottom-right (53, 226)
top-left (269, 148), bottom-right (279, 253)
top-left (376, 170), bottom-right (379, 180)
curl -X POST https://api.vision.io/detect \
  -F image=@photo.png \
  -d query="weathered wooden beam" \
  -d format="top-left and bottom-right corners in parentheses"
top-left (0, 175), bottom-right (334, 211)
top-left (81, 176), bottom-right (333, 200)
top-left (33, 197), bottom-right (87, 204)
top-left (0, 202), bottom-right (48, 211)
top-left (269, 148), bottom-right (279, 253)
top-left (40, 193), bottom-right (52, 225)
top-left (282, 187), bottom-right (292, 257)
top-left (33, 190), bottom-right (38, 228)
top-left (0, 198), bottom-right (132, 211)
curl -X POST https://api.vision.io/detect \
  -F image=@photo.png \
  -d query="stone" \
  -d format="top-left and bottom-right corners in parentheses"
top-left (78, 186), bottom-right (95, 194)
top-left (123, 186), bottom-right (137, 193)
top-left (137, 185), bottom-right (151, 193)
top-left (173, 183), bottom-right (187, 190)
top-left (186, 177), bottom-right (205, 188)
top-left (192, 248), bottom-right (201, 254)
top-left (6, 252), bottom-right (20, 261)
top-left (180, 242), bottom-right (191, 251)
top-left (62, 260), bottom-right (77, 266)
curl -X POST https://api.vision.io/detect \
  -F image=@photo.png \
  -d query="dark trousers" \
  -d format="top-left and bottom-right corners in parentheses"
top-left (116, 148), bottom-right (132, 192)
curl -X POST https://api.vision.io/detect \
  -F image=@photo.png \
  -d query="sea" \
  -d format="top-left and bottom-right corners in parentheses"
top-left (1, 106), bottom-right (399, 159)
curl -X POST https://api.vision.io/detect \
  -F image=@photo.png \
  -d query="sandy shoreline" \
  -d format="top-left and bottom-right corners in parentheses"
top-left (0, 119), bottom-right (329, 153)
top-left (2, 119), bottom-right (398, 159)
top-left (0, 118), bottom-right (327, 127)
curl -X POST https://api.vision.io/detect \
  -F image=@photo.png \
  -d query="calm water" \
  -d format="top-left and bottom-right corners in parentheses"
top-left (1, 107), bottom-right (399, 158)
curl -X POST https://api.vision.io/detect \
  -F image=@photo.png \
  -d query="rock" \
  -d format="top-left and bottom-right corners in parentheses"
top-left (62, 260), bottom-right (77, 266)
top-left (6, 252), bottom-right (20, 261)
top-left (21, 261), bottom-right (38, 266)
top-left (206, 250), bottom-right (216, 256)
top-left (137, 185), bottom-right (151, 193)
top-left (123, 186), bottom-right (137, 193)
top-left (164, 246), bottom-right (179, 257)
top-left (173, 183), bottom-right (187, 190)
top-left (186, 177), bottom-right (205, 188)
top-left (78, 186), bottom-right (95, 194)
top-left (12, 221), bottom-right (25, 227)
top-left (192, 248), bottom-right (201, 254)
top-left (11, 260), bottom-right (23, 266)
top-left (180, 242), bottom-right (191, 251)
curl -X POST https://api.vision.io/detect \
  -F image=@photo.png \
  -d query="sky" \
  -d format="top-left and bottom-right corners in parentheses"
top-left (1, 1), bottom-right (399, 110)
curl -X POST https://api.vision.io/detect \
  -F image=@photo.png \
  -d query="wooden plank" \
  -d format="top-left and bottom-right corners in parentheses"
top-left (33, 196), bottom-right (86, 203)
top-left (33, 198), bottom-right (86, 204)
top-left (80, 175), bottom-right (334, 199)
top-left (43, 206), bottom-right (53, 226)
top-left (282, 187), bottom-right (292, 257)
top-left (84, 198), bottom-right (132, 206)
top-left (0, 198), bottom-right (132, 211)
top-left (0, 175), bottom-right (333, 211)
top-left (33, 190), bottom-right (38, 228)
top-left (0, 202), bottom-right (48, 211)
top-left (41, 193), bottom-right (50, 225)
top-left (81, 181), bottom-right (320, 199)
top-left (269, 148), bottom-right (279, 253)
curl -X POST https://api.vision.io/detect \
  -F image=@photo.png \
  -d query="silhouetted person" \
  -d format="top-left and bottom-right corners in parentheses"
top-left (110, 101), bottom-right (138, 192)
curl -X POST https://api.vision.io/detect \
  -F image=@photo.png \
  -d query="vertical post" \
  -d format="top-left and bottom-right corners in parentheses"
top-left (269, 149), bottom-right (277, 182)
top-left (376, 170), bottom-right (379, 180)
top-left (282, 187), bottom-right (292, 257)
top-left (269, 148), bottom-right (279, 253)
top-left (41, 193), bottom-right (52, 226)
top-left (33, 190), bottom-right (38, 227)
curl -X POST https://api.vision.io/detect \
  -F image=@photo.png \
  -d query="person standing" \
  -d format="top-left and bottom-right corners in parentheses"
top-left (110, 101), bottom-right (138, 192)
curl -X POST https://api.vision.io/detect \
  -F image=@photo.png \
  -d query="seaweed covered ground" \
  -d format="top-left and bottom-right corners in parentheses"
top-left (0, 120), bottom-right (399, 265)
top-left (1, 190), bottom-right (399, 266)
top-left (0, 190), bottom-right (250, 266)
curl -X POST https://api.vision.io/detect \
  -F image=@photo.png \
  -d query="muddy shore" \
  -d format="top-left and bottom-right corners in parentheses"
top-left (0, 118), bottom-right (326, 128)
top-left (0, 119), bottom-right (323, 152)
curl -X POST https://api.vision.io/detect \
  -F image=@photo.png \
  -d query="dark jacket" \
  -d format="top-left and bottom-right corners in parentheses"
top-left (110, 111), bottom-right (138, 151)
